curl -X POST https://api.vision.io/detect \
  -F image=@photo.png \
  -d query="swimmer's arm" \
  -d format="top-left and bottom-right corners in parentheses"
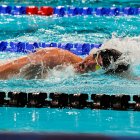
top-left (0, 48), bottom-right (83, 79)
top-left (0, 56), bottom-right (30, 79)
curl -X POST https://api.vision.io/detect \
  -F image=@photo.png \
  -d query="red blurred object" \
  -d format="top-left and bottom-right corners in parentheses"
top-left (38, 6), bottom-right (54, 16)
top-left (26, 6), bottom-right (38, 15)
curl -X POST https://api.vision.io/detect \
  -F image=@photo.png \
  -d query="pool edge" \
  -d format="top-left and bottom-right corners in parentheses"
top-left (0, 132), bottom-right (139, 140)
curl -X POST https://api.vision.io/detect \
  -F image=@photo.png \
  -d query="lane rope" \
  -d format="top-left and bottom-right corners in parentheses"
top-left (0, 41), bottom-right (102, 55)
top-left (0, 92), bottom-right (140, 111)
top-left (0, 5), bottom-right (140, 16)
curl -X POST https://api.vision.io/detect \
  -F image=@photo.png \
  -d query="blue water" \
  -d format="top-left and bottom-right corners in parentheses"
top-left (1, 107), bottom-right (140, 136)
top-left (0, 0), bottom-right (140, 7)
top-left (0, 16), bottom-right (140, 42)
top-left (0, 0), bottom-right (140, 137)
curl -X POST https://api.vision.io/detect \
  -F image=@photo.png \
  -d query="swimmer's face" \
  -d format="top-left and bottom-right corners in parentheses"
top-left (78, 54), bottom-right (103, 73)
top-left (93, 53), bottom-right (103, 67)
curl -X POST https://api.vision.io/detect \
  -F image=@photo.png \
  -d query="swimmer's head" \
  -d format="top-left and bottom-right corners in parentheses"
top-left (93, 49), bottom-right (130, 73)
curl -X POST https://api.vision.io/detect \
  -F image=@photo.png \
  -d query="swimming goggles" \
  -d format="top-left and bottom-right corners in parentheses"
top-left (93, 49), bottom-right (114, 71)
top-left (93, 51), bottom-right (102, 71)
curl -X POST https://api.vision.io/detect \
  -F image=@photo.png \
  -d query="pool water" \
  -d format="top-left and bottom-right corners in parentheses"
top-left (0, 15), bottom-right (140, 43)
top-left (0, 0), bottom-right (140, 136)
top-left (0, 0), bottom-right (140, 7)
top-left (1, 108), bottom-right (140, 136)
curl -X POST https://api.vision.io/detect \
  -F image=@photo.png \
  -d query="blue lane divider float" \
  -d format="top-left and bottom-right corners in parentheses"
top-left (0, 41), bottom-right (102, 55)
top-left (0, 5), bottom-right (140, 16)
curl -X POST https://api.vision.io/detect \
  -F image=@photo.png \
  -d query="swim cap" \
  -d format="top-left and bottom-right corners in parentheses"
top-left (96, 49), bottom-right (130, 73)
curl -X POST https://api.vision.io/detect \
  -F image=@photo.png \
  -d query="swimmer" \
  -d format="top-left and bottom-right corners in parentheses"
top-left (0, 47), bottom-right (130, 80)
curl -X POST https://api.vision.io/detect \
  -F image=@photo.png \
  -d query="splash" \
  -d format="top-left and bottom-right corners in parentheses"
top-left (105, 36), bottom-right (140, 66)
top-left (102, 35), bottom-right (140, 53)
top-left (46, 65), bottom-right (76, 83)
top-left (90, 35), bottom-right (140, 65)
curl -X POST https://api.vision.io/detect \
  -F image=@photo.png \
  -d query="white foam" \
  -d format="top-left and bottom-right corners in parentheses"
top-left (102, 35), bottom-right (140, 52)
top-left (90, 35), bottom-right (140, 65)
top-left (45, 65), bottom-right (76, 83)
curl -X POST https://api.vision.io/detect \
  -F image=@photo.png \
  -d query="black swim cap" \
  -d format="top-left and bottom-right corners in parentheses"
top-left (98, 49), bottom-right (130, 73)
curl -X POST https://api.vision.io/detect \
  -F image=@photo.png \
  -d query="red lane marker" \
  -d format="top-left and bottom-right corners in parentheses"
top-left (38, 6), bottom-right (54, 16)
top-left (26, 6), bottom-right (38, 15)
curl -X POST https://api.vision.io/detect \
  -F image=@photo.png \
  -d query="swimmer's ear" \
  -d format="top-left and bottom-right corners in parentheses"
top-left (79, 63), bottom-right (87, 70)
top-left (80, 63), bottom-right (85, 69)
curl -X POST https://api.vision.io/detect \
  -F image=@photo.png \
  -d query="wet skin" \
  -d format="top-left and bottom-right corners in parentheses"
top-left (0, 48), bottom-right (102, 79)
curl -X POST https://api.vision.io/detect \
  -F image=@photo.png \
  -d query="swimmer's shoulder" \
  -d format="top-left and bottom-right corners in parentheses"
top-left (35, 47), bottom-right (77, 56)
top-left (34, 47), bottom-right (83, 62)
top-left (36, 47), bottom-right (67, 53)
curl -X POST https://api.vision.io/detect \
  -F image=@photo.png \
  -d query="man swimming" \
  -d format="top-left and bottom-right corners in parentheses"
top-left (0, 47), bottom-right (130, 80)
